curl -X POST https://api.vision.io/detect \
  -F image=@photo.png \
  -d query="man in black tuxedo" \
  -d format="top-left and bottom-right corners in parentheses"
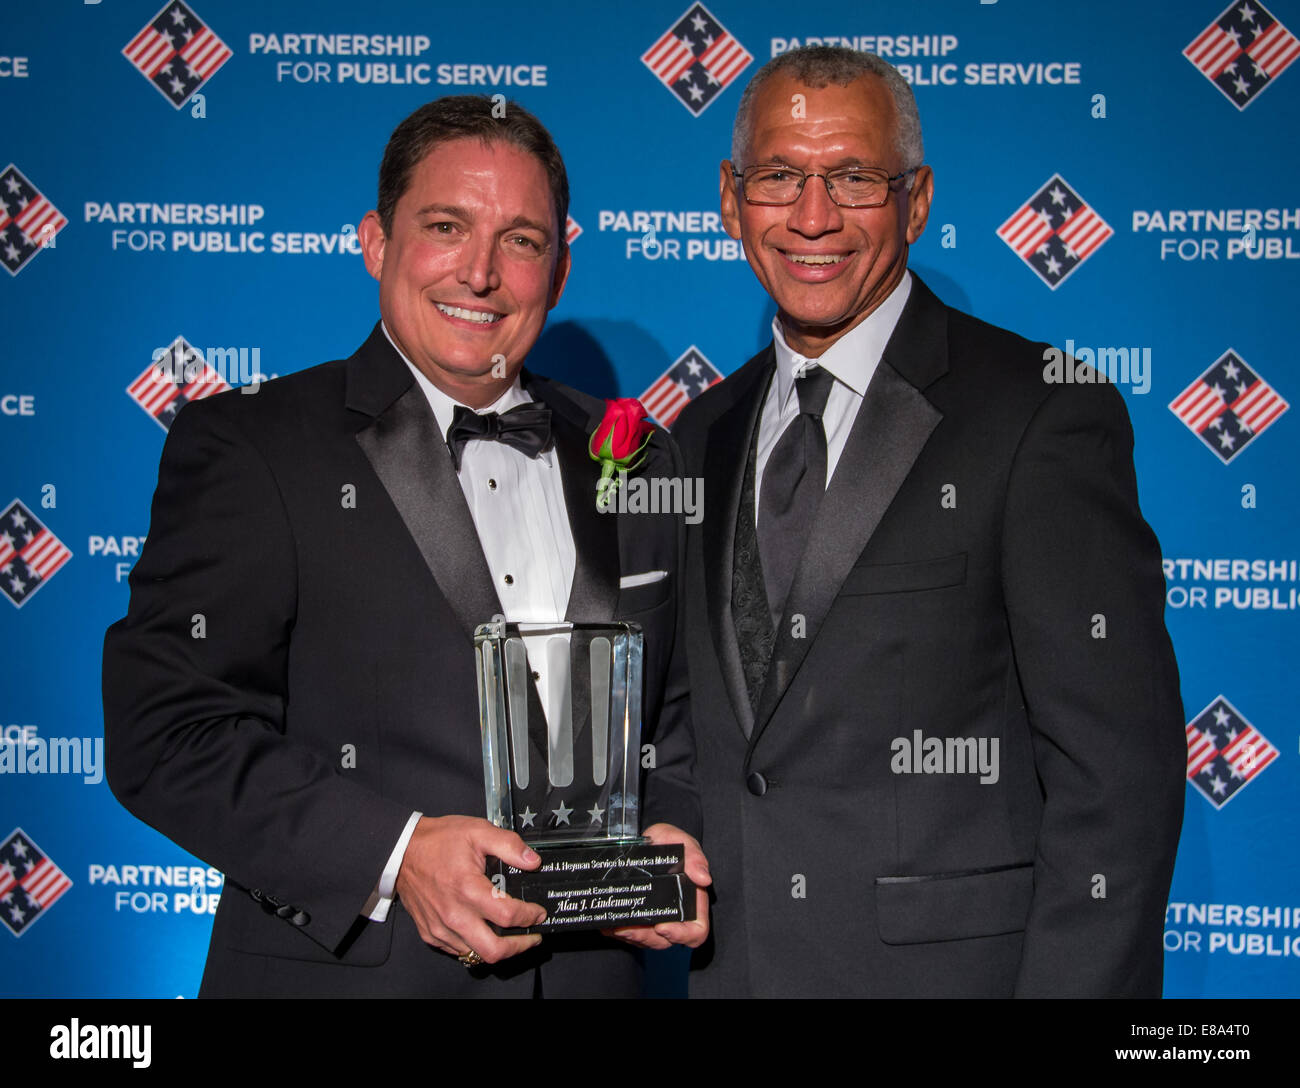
top-left (667, 47), bottom-right (1185, 996)
top-left (103, 96), bottom-right (707, 997)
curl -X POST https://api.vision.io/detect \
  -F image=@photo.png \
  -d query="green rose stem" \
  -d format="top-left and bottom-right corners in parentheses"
top-left (592, 430), bottom-right (653, 511)
top-left (596, 460), bottom-right (619, 511)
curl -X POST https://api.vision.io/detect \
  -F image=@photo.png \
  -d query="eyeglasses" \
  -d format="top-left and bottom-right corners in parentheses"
top-left (731, 164), bottom-right (918, 208)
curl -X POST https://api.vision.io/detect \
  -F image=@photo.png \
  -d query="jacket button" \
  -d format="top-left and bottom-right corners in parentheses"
top-left (746, 771), bottom-right (768, 796)
top-left (290, 911), bottom-right (311, 927)
top-left (275, 904), bottom-right (295, 919)
top-left (249, 888), bottom-right (263, 902)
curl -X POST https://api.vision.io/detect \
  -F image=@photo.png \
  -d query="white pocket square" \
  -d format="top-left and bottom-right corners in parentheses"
top-left (619, 570), bottom-right (669, 589)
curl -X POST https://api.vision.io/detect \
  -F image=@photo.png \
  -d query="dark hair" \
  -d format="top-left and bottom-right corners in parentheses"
top-left (375, 95), bottom-right (570, 246)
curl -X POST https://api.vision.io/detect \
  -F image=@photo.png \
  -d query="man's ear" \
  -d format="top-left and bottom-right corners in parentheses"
top-left (719, 160), bottom-right (742, 241)
top-left (548, 241), bottom-right (572, 310)
top-left (359, 210), bottom-right (387, 283)
top-left (905, 166), bottom-right (934, 246)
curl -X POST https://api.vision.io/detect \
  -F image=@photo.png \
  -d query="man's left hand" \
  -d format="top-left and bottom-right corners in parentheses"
top-left (604, 822), bottom-right (711, 950)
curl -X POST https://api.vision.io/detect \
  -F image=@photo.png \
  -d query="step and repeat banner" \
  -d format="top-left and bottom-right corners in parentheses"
top-left (2, 0), bottom-right (1296, 998)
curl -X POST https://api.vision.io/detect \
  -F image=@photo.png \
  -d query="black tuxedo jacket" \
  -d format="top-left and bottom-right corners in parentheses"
top-left (666, 275), bottom-right (1186, 997)
top-left (102, 324), bottom-right (698, 997)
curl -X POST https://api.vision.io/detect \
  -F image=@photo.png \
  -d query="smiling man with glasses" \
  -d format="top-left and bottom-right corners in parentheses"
top-left (660, 45), bottom-right (1186, 998)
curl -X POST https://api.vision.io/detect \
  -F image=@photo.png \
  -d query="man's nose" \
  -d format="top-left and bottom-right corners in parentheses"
top-left (786, 174), bottom-right (844, 236)
top-left (458, 233), bottom-right (500, 294)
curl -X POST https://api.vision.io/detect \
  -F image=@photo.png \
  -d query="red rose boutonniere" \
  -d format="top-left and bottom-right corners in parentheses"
top-left (589, 398), bottom-right (655, 511)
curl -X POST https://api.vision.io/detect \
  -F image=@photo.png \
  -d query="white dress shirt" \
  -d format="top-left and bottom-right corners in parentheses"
top-left (754, 270), bottom-right (912, 523)
top-left (363, 324), bottom-right (576, 921)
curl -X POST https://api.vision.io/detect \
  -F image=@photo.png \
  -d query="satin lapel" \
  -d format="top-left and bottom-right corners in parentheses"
top-left (703, 350), bottom-right (775, 740)
top-left (749, 359), bottom-right (943, 750)
top-left (354, 380), bottom-right (503, 641)
top-left (554, 413), bottom-right (620, 625)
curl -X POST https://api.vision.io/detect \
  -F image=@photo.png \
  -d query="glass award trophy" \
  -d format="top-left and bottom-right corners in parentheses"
top-left (474, 619), bottom-right (696, 933)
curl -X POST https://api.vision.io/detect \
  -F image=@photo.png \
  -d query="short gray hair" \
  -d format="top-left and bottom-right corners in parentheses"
top-left (730, 46), bottom-right (924, 171)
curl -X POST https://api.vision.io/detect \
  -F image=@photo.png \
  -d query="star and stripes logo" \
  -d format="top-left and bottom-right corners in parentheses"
top-left (0, 829), bottom-right (72, 937)
top-left (1184, 1), bottom-right (1299, 109)
top-left (1169, 350), bottom-right (1288, 464)
top-left (124, 1), bottom-right (232, 109)
top-left (565, 216), bottom-right (583, 245)
top-left (0, 164), bottom-right (67, 277)
top-left (1185, 696), bottom-right (1279, 809)
top-left (127, 337), bottom-right (231, 430)
top-left (997, 175), bottom-right (1113, 289)
top-left (1, 500), bottom-right (72, 609)
top-left (640, 346), bottom-right (723, 427)
top-left (642, 3), bottom-right (753, 116)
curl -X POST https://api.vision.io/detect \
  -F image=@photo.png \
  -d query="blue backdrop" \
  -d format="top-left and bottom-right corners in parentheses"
top-left (2, 0), bottom-right (1297, 998)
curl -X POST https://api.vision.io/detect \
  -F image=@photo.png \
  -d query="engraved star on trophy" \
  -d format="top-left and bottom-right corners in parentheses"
top-left (474, 619), bottom-right (696, 933)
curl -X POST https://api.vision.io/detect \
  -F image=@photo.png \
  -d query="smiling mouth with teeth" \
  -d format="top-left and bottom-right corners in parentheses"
top-left (435, 302), bottom-right (504, 324)
top-left (785, 253), bottom-right (847, 265)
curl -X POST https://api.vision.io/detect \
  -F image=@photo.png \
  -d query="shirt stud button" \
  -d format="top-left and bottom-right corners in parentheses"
top-left (503, 574), bottom-right (514, 586)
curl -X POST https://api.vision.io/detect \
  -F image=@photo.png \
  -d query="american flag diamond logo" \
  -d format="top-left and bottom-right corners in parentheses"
top-left (0, 164), bottom-right (67, 277)
top-left (565, 215), bottom-right (583, 245)
top-left (1184, 1), bottom-right (1300, 110)
top-left (642, 3), bottom-right (753, 117)
top-left (640, 346), bottom-right (723, 427)
top-left (0, 500), bottom-right (72, 609)
top-left (1169, 350), bottom-right (1287, 463)
top-left (0, 829), bottom-right (72, 937)
top-left (1185, 696), bottom-right (1279, 809)
top-left (127, 336), bottom-right (231, 430)
top-left (124, 1), bottom-right (232, 109)
top-left (996, 175), bottom-right (1113, 289)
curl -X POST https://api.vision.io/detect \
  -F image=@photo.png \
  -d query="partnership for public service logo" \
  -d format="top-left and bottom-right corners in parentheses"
top-left (996, 174), bottom-right (1113, 289)
top-left (1185, 696), bottom-right (1279, 809)
top-left (124, 1), bottom-right (232, 109)
top-left (1169, 350), bottom-right (1288, 463)
top-left (127, 336), bottom-right (230, 431)
top-left (0, 828), bottom-right (72, 937)
top-left (0, 165), bottom-right (66, 277)
top-left (1, 499), bottom-right (72, 608)
top-left (639, 347), bottom-right (723, 427)
top-left (1184, 1), bottom-right (1299, 109)
top-left (642, 3), bottom-right (752, 116)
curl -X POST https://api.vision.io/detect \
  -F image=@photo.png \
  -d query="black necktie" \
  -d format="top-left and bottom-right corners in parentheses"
top-left (757, 366), bottom-right (835, 627)
top-left (445, 402), bottom-right (552, 470)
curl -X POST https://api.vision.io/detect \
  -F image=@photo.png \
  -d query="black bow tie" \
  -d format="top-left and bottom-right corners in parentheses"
top-left (445, 401), bottom-right (553, 470)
